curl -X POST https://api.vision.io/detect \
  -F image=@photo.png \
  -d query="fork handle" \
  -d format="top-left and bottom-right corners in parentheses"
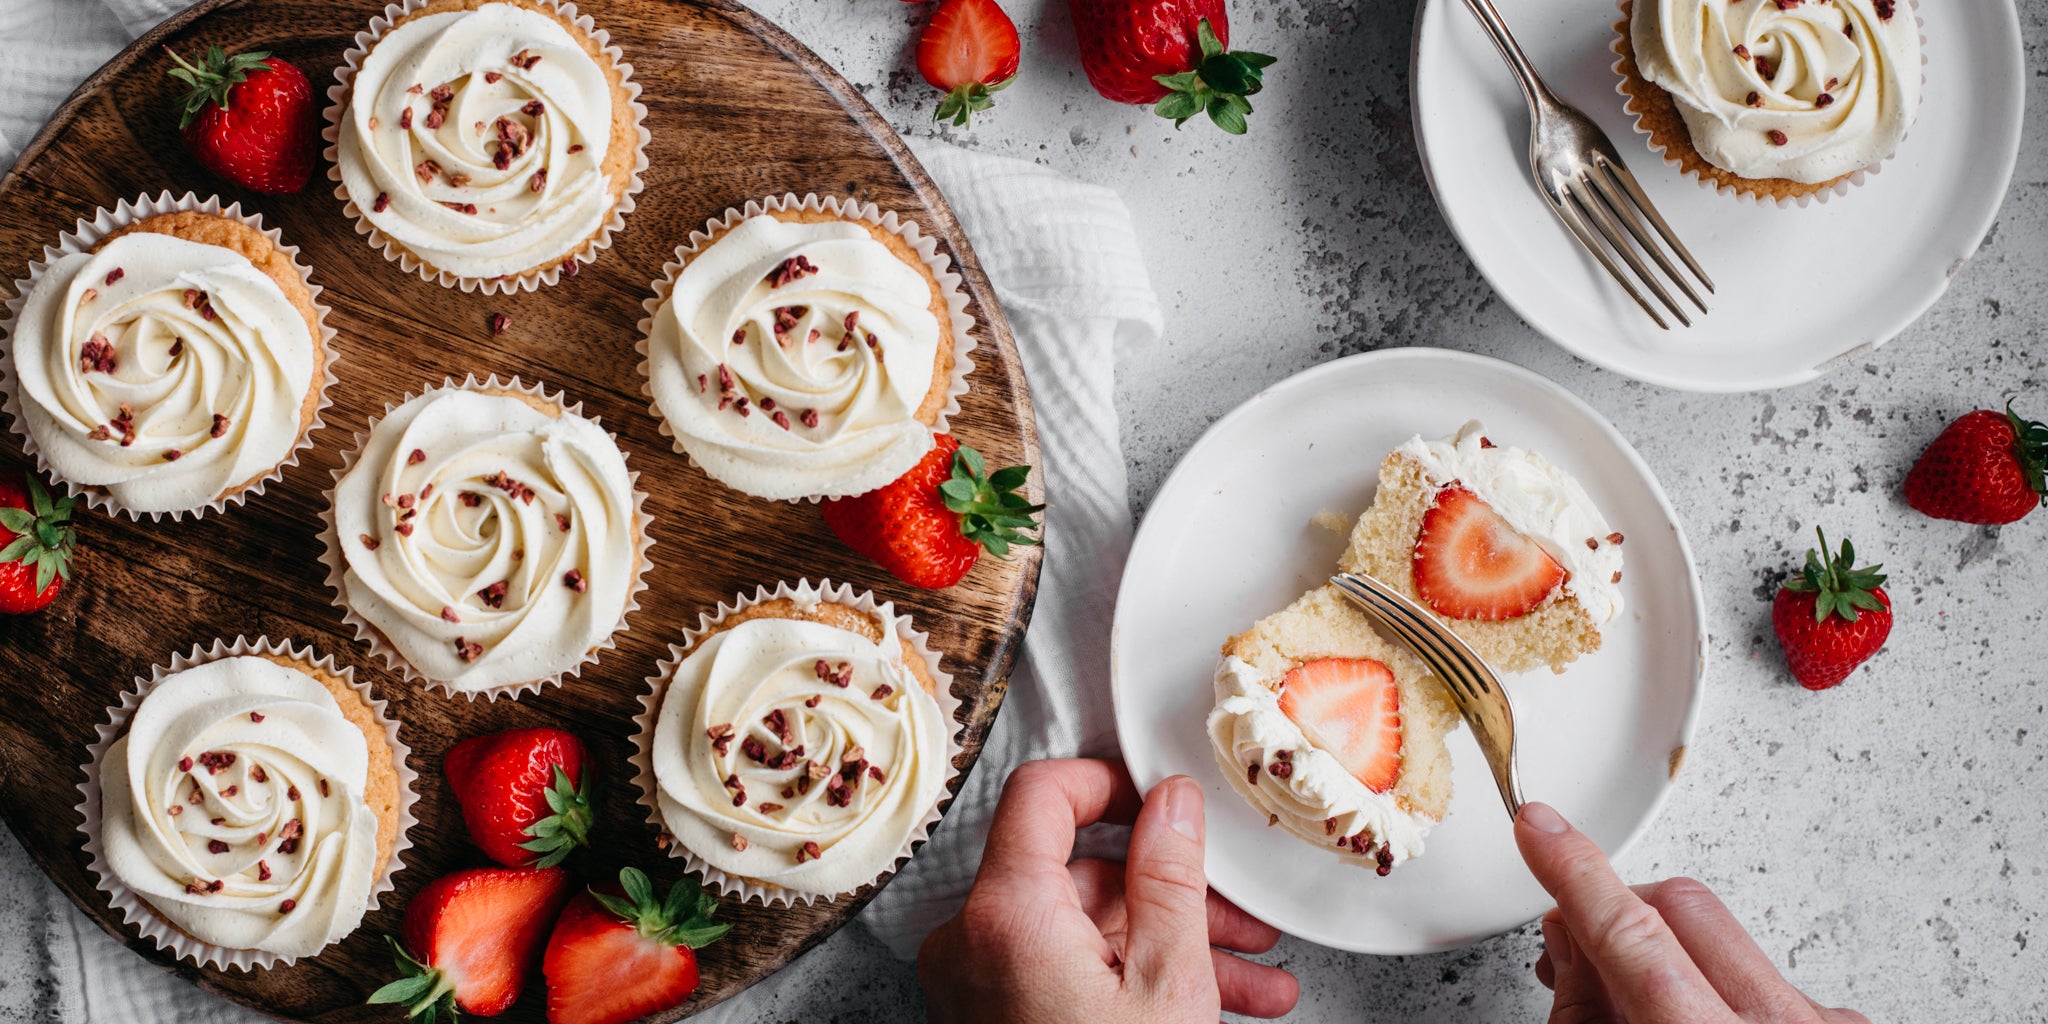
top-left (1456, 0), bottom-right (1559, 119)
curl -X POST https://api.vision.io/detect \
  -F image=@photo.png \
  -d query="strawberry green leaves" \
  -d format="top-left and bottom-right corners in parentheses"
top-left (367, 936), bottom-right (460, 1024)
top-left (164, 45), bottom-right (276, 130)
top-left (1151, 19), bottom-right (1277, 135)
top-left (938, 445), bottom-right (1044, 557)
top-left (1783, 528), bottom-right (1888, 625)
top-left (0, 475), bottom-right (79, 597)
top-left (590, 868), bottom-right (731, 950)
top-left (517, 765), bottom-right (594, 869)
top-left (2005, 399), bottom-right (2048, 503)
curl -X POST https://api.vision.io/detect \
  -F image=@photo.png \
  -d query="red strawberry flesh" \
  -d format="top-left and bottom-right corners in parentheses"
top-left (1276, 658), bottom-right (1402, 793)
top-left (1412, 485), bottom-right (1565, 621)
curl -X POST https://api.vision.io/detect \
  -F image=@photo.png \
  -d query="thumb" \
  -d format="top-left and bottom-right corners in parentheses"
top-left (1121, 776), bottom-right (1216, 992)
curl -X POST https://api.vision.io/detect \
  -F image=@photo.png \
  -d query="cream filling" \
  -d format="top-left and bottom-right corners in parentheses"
top-left (332, 389), bottom-right (637, 692)
top-left (99, 657), bottom-right (379, 957)
top-left (651, 617), bottom-right (947, 896)
top-left (646, 215), bottom-right (941, 500)
top-left (1206, 656), bottom-right (1435, 869)
top-left (11, 232), bottom-right (314, 513)
top-left (1397, 421), bottom-right (1625, 624)
top-left (338, 2), bottom-right (617, 278)
top-left (1632, 0), bottom-right (1919, 183)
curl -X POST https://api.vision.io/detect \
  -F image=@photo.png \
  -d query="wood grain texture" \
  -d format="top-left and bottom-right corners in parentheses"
top-left (0, 1), bottom-right (1041, 1021)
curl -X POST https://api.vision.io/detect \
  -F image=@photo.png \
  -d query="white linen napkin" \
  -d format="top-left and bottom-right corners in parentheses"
top-left (0, 3), bottom-right (1162, 1017)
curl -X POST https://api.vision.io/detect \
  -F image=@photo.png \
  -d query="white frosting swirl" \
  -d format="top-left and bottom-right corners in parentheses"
top-left (99, 656), bottom-right (381, 957)
top-left (1398, 421), bottom-right (1625, 624)
top-left (9, 232), bottom-right (315, 514)
top-left (1632, 0), bottom-right (1920, 183)
top-left (646, 215), bottom-right (942, 500)
top-left (650, 616), bottom-right (947, 896)
top-left (338, 1), bottom-right (618, 279)
top-left (333, 388), bottom-right (638, 693)
top-left (1206, 657), bottom-right (1434, 870)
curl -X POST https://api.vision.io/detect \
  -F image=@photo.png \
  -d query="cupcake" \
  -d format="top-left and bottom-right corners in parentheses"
top-left (328, 0), bottom-right (647, 289)
top-left (1209, 584), bottom-right (1459, 874)
top-left (634, 580), bottom-right (957, 904)
top-left (639, 195), bottom-right (974, 502)
top-left (1341, 421), bottom-right (1623, 675)
top-left (1, 200), bottom-right (328, 519)
top-left (81, 638), bottom-right (412, 967)
top-left (323, 377), bottom-right (649, 699)
top-left (1615, 0), bottom-right (1922, 202)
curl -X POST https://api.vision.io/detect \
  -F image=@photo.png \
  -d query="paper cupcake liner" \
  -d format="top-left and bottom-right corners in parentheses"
top-left (633, 192), bottom-right (980, 502)
top-left (1610, 0), bottom-right (1927, 208)
top-left (321, 0), bottom-right (650, 292)
top-left (629, 578), bottom-right (964, 907)
top-left (74, 636), bottom-right (418, 971)
top-left (318, 374), bottom-right (655, 702)
top-left (0, 192), bottom-right (340, 521)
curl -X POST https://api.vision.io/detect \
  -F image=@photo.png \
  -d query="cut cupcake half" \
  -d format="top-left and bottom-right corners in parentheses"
top-left (1341, 421), bottom-right (1624, 674)
top-left (1208, 584), bottom-right (1460, 874)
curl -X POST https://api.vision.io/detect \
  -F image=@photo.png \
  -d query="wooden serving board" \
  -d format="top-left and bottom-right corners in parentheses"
top-left (0, 1), bottom-right (1041, 1021)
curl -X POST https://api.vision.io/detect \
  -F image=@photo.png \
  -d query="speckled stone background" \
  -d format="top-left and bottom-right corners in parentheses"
top-left (4, 0), bottom-right (2045, 1021)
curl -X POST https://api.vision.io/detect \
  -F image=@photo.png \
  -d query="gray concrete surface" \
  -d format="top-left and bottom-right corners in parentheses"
top-left (5, 0), bottom-right (2044, 1021)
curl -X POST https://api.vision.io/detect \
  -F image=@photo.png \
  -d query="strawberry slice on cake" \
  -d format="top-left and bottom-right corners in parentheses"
top-left (1343, 421), bottom-right (1623, 674)
top-left (1208, 585), bottom-right (1458, 874)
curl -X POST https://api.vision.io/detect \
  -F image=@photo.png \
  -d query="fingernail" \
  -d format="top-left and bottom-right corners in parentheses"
top-left (1155, 776), bottom-right (1203, 842)
top-left (1519, 802), bottom-right (1570, 834)
top-left (1541, 916), bottom-right (1574, 971)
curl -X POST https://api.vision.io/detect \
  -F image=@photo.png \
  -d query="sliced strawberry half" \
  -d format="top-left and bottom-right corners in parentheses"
top-left (1277, 658), bottom-right (1402, 794)
top-left (1412, 484), bottom-right (1565, 621)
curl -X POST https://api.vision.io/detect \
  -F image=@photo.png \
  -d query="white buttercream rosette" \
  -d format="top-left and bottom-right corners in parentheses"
top-left (635, 192), bottom-right (979, 502)
top-left (317, 375), bottom-right (654, 702)
top-left (0, 191), bottom-right (338, 520)
top-left (322, 0), bottom-right (650, 292)
top-left (630, 579), bottom-right (963, 907)
top-left (1611, 0), bottom-right (1927, 207)
top-left (74, 636), bottom-right (418, 971)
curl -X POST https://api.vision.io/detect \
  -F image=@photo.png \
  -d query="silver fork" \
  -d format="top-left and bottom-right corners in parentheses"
top-left (1330, 572), bottom-right (1525, 818)
top-left (1459, 0), bottom-right (1714, 329)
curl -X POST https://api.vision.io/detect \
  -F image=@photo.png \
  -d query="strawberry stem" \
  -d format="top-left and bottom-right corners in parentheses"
top-left (933, 74), bottom-right (1014, 128)
top-left (589, 867), bottom-right (731, 949)
top-left (0, 475), bottom-right (79, 597)
top-left (515, 764), bottom-right (594, 869)
top-left (939, 445), bottom-right (1043, 558)
top-left (1150, 18), bottom-right (1277, 135)
top-left (2004, 398), bottom-right (2048, 505)
top-left (365, 936), bottom-right (460, 1022)
top-left (164, 45), bottom-right (274, 129)
top-left (1783, 527), bottom-right (1887, 624)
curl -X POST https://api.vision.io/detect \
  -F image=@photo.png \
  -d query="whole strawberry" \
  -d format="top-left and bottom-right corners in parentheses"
top-left (1068, 0), bottom-right (1276, 134)
top-left (445, 728), bottom-right (594, 869)
top-left (542, 868), bottom-right (730, 1024)
top-left (165, 45), bottom-right (317, 194)
top-left (1771, 529), bottom-right (1891, 691)
top-left (0, 473), bottom-right (81, 615)
top-left (917, 0), bottom-right (1022, 127)
top-left (1904, 400), bottom-right (2047, 525)
top-left (821, 433), bottom-right (1043, 589)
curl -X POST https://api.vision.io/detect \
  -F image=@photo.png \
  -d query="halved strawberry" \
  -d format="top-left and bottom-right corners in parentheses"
top-left (1277, 658), bottom-right (1402, 793)
top-left (367, 866), bottom-right (572, 1021)
top-left (542, 868), bottom-right (730, 1024)
top-left (1412, 485), bottom-right (1565, 621)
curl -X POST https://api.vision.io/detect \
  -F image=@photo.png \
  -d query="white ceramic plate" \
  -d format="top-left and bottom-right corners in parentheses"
top-left (1111, 349), bottom-right (1706, 954)
top-left (1410, 0), bottom-right (2024, 392)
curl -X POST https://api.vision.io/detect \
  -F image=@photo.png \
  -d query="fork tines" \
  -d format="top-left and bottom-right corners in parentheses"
top-left (1553, 154), bottom-right (1714, 330)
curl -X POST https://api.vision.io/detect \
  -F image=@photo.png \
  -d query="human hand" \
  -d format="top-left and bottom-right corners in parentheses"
top-left (1516, 801), bottom-right (1870, 1024)
top-left (918, 758), bottom-right (1299, 1023)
